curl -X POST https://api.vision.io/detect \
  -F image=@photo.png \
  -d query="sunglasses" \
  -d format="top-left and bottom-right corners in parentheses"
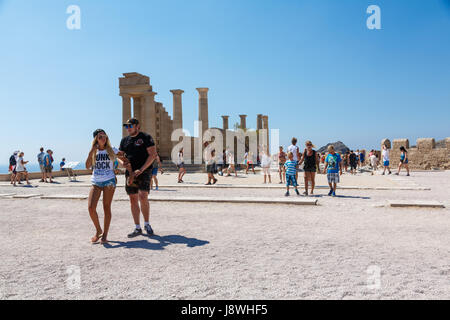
top-left (124, 124), bottom-right (134, 129)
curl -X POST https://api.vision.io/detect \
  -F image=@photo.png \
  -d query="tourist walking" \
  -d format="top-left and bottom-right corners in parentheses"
top-left (150, 151), bottom-right (163, 190)
top-left (284, 152), bottom-right (300, 196)
top-left (86, 129), bottom-right (117, 244)
top-left (224, 149), bottom-right (237, 177)
top-left (359, 150), bottom-right (366, 167)
top-left (261, 149), bottom-right (272, 184)
top-left (349, 150), bottom-right (357, 175)
top-left (396, 146), bottom-right (410, 176)
top-left (9, 151), bottom-right (18, 185)
top-left (343, 151), bottom-right (349, 172)
top-left (216, 149), bottom-right (225, 176)
top-left (278, 146), bottom-right (286, 184)
top-left (205, 148), bottom-right (218, 185)
top-left (287, 138), bottom-right (301, 180)
top-left (355, 149), bottom-right (361, 169)
top-left (118, 118), bottom-right (157, 238)
top-left (177, 147), bottom-right (186, 183)
top-left (324, 145), bottom-right (342, 197)
top-left (14, 152), bottom-right (30, 186)
top-left (37, 147), bottom-right (45, 182)
top-left (244, 150), bottom-right (255, 174)
top-left (370, 151), bottom-right (378, 175)
top-left (382, 145), bottom-right (392, 175)
top-left (298, 140), bottom-right (319, 196)
top-left (43, 150), bottom-right (54, 183)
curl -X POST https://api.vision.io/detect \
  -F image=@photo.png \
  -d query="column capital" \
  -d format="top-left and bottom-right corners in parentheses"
top-left (120, 93), bottom-right (131, 98)
top-left (221, 115), bottom-right (230, 119)
top-left (196, 88), bottom-right (209, 97)
top-left (239, 114), bottom-right (247, 118)
top-left (170, 89), bottom-right (184, 95)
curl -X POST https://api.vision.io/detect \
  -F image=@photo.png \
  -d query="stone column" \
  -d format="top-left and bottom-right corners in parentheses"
top-left (170, 89), bottom-right (184, 131)
top-left (221, 115), bottom-right (229, 130)
top-left (262, 115), bottom-right (269, 153)
top-left (121, 94), bottom-right (131, 138)
top-left (142, 92), bottom-right (157, 138)
top-left (133, 96), bottom-right (142, 121)
top-left (196, 88), bottom-right (209, 135)
top-left (257, 114), bottom-right (263, 130)
top-left (239, 115), bottom-right (247, 130)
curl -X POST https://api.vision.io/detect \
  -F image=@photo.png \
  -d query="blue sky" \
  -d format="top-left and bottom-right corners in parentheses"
top-left (0, 0), bottom-right (449, 165)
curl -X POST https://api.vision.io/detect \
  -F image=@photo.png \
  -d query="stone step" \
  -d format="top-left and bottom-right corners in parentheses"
top-left (41, 195), bottom-right (88, 200)
top-left (388, 200), bottom-right (445, 208)
top-left (12, 194), bottom-right (43, 199)
top-left (116, 195), bottom-right (318, 205)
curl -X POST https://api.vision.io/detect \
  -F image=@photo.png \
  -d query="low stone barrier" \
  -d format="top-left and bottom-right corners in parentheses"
top-left (0, 169), bottom-right (92, 182)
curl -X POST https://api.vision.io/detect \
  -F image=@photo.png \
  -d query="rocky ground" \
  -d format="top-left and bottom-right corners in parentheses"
top-left (0, 169), bottom-right (449, 299)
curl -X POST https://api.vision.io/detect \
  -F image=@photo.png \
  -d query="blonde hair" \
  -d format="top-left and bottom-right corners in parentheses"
top-left (91, 134), bottom-right (116, 167)
top-left (287, 151), bottom-right (293, 157)
top-left (327, 145), bottom-right (335, 152)
top-left (305, 140), bottom-right (316, 148)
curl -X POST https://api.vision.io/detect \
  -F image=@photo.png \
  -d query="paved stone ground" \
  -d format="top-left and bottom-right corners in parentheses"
top-left (0, 170), bottom-right (449, 299)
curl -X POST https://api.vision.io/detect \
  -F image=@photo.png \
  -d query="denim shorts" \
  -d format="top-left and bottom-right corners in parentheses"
top-left (286, 174), bottom-right (298, 187)
top-left (383, 160), bottom-right (390, 167)
top-left (93, 178), bottom-right (116, 188)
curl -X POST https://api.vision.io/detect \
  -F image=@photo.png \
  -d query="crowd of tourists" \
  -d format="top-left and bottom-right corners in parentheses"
top-left (6, 119), bottom-right (411, 244)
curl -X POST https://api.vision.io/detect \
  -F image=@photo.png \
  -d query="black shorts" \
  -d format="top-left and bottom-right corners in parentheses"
top-left (125, 168), bottom-right (152, 195)
top-left (303, 167), bottom-right (316, 173)
top-left (350, 163), bottom-right (357, 169)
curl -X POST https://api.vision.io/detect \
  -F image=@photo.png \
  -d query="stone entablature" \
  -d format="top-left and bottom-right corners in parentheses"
top-left (381, 138), bottom-right (450, 170)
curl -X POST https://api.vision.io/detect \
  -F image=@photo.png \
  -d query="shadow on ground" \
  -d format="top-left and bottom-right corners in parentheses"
top-left (104, 234), bottom-right (209, 250)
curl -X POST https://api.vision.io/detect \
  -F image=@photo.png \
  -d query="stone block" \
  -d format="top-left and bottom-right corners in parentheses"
top-left (392, 139), bottom-right (409, 150)
top-left (416, 138), bottom-right (435, 150)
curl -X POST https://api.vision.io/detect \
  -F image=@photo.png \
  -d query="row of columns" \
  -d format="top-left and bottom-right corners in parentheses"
top-left (220, 114), bottom-right (268, 131)
top-left (121, 88), bottom-right (209, 139)
top-left (120, 93), bottom-right (157, 138)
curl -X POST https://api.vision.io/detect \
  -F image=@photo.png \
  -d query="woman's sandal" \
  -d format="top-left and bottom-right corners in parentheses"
top-left (100, 236), bottom-right (108, 245)
top-left (91, 233), bottom-right (103, 244)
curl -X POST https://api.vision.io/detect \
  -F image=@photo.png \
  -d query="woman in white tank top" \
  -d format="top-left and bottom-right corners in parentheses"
top-left (85, 129), bottom-right (117, 244)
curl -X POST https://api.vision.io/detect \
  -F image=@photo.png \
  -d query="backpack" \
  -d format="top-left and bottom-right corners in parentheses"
top-left (9, 155), bottom-right (16, 166)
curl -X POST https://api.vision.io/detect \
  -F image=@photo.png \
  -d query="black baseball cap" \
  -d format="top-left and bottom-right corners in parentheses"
top-left (123, 118), bottom-right (139, 126)
top-left (93, 129), bottom-right (106, 138)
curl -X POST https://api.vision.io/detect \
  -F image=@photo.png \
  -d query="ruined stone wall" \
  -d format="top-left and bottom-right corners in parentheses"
top-left (381, 138), bottom-right (450, 170)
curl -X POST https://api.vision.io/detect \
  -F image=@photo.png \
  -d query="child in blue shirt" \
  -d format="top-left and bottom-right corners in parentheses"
top-left (284, 152), bottom-right (300, 196)
top-left (323, 145), bottom-right (342, 197)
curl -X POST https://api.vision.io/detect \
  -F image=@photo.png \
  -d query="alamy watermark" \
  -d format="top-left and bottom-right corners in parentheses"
top-left (366, 265), bottom-right (381, 290)
top-left (170, 121), bottom-right (279, 165)
top-left (66, 265), bottom-right (81, 291)
top-left (366, 5), bottom-right (381, 30)
top-left (66, 5), bottom-right (81, 30)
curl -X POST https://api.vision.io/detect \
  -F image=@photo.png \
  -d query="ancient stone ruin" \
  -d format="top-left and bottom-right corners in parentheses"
top-left (119, 72), bottom-right (269, 162)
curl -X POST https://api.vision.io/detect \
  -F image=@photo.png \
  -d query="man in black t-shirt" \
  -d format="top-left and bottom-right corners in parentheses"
top-left (119, 118), bottom-right (157, 238)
